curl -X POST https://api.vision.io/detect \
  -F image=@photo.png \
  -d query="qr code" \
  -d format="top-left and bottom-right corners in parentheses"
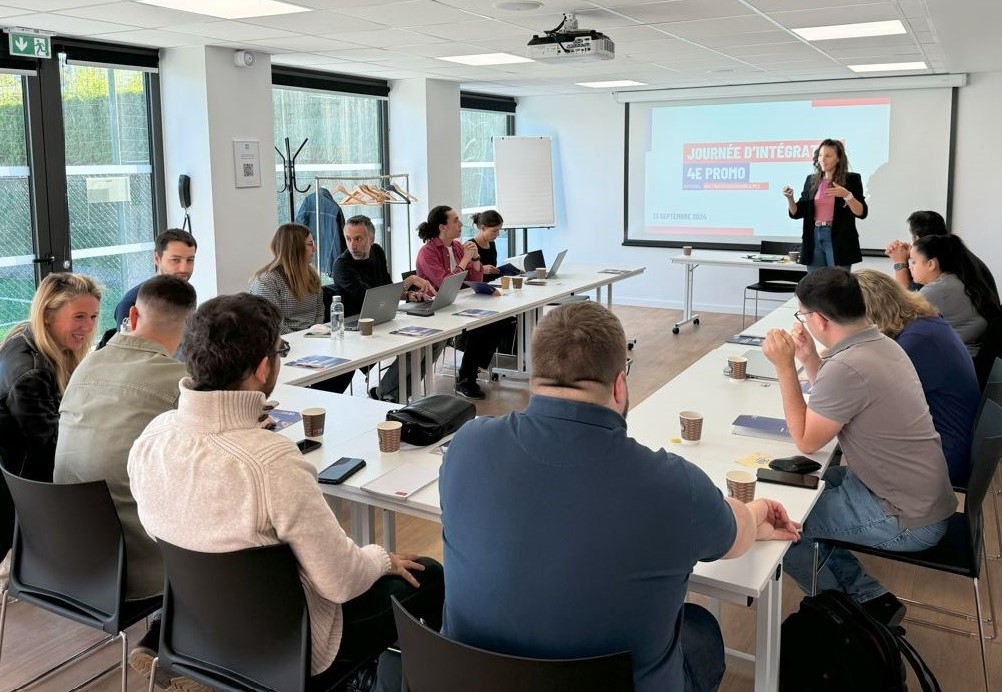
top-left (242, 163), bottom-right (255, 177)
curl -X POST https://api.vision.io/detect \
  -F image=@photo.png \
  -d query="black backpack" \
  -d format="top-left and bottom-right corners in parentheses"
top-left (780, 591), bottom-right (940, 691)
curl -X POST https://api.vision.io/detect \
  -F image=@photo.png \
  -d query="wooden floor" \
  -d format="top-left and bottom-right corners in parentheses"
top-left (1, 305), bottom-right (999, 691)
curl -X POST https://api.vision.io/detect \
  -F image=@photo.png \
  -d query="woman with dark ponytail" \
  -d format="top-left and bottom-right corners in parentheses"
top-left (471, 209), bottom-right (503, 281)
top-left (416, 205), bottom-right (506, 400)
top-left (909, 234), bottom-right (1002, 354)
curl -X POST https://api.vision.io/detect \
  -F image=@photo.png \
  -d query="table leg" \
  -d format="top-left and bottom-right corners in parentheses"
top-left (381, 509), bottom-right (396, 552)
top-left (410, 347), bottom-right (423, 399)
top-left (673, 262), bottom-right (701, 334)
top-left (754, 567), bottom-right (782, 691)
top-left (606, 282), bottom-right (613, 308)
top-left (423, 344), bottom-right (434, 395)
top-left (350, 503), bottom-right (376, 545)
top-left (397, 354), bottom-right (408, 404)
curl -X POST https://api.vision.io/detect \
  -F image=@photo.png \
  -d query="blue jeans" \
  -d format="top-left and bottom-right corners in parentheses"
top-left (682, 603), bottom-right (725, 692)
top-left (806, 225), bottom-right (852, 272)
top-left (783, 466), bottom-right (949, 602)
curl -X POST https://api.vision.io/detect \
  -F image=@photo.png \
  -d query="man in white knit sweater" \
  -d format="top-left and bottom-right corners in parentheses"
top-left (128, 293), bottom-right (443, 692)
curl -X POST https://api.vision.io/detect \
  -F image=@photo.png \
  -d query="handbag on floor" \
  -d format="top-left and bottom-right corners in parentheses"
top-left (386, 394), bottom-right (476, 446)
top-left (780, 590), bottom-right (940, 692)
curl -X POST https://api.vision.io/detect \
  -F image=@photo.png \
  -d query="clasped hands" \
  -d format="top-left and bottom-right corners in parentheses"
top-left (762, 323), bottom-right (817, 370)
top-left (884, 239), bottom-right (910, 263)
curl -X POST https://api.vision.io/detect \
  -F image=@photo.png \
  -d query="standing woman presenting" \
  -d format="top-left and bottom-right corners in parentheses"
top-left (782, 139), bottom-right (867, 270)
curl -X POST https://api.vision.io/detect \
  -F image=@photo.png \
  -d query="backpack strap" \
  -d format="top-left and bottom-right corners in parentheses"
top-left (893, 633), bottom-right (941, 692)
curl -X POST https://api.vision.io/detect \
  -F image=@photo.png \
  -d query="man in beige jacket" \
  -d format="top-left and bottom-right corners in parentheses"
top-left (128, 293), bottom-right (442, 692)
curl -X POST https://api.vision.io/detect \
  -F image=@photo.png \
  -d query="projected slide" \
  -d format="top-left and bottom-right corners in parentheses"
top-left (643, 98), bottom-right (890, 239)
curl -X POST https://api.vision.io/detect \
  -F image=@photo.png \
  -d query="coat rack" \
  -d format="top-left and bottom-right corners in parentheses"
top-left (276, 137), bottom-right (311, 221)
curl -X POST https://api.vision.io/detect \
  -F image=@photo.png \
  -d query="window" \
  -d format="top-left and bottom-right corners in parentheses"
top-left (460, 109), bottom-right (513, 228)
top-left (0, 40), bottom-right (164, 338)
top-left (272, 69), bottom-right (388, 268)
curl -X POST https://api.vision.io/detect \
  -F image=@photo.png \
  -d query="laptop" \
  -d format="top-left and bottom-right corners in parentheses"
top-left (344, 281), bottom-right (404, 330)
top-left (532, 249), bottom-right (567, 279)
top-left (405, 271), bottom-right (467, 317)
top-left (742, 348), bottom-right (803, 380)
top-left (521, 249), bottom-right (545, 273)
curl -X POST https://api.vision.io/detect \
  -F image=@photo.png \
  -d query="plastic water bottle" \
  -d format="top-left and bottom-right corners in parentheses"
top-left (330, 296), bottom-right (344, 340)
top-left (120, 317), bottom-right (131, 334)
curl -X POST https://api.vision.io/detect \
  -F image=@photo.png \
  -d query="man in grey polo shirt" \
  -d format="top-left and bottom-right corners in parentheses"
top-left (762, 268), bottom-right (956, 626)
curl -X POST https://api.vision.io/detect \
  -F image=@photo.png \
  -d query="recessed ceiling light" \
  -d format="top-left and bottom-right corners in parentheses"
top-left (438, 53), bottom-right (534, 66)
top-left (849, 61), bottom-right (928, 73)
top-left (493, 1), bottom-right (544, 10)
top-left (137, 0), bottom-right (309, 19)
top-left (576, 80), bottom-right (647, 88)
top-left (793, 20), bottom-right (906, 41)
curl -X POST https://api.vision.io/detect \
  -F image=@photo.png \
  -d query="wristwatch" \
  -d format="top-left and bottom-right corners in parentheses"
top-left (893, 262), bottom-right (908, 271)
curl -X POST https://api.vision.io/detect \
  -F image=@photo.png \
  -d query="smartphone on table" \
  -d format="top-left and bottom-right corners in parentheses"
top-left (318, 457), bottom-right (367, 485)
top-left (756, 468), bottom-right (820, 489)
top-left (296, 438), bottom-right (323, 454)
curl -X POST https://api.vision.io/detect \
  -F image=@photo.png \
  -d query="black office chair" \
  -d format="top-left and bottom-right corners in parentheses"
top-left (149, 540), bottom-right (371, 692)
top-left (811, 399), bottom-right (1002, 692)
top-left (402, 270), bottom-right (416, 280)
top-left (742, 241), bottom-right (806, 327)
top-left (977, 357), bottom-right (1002, 561)
top-left (390, 597), bottom-right (634, 692)
top-left (322, 284), bottom-right (341, 324)
top-left (0, 469), bottom-right (160, 692)
top-left (975, 318), bottom-right (1002, 392)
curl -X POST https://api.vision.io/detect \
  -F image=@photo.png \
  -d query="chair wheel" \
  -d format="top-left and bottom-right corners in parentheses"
top-left (627, 342), bottom-right (635, 351)
top-left (672, 326), bottom-right (680, 334)
top-left (491, 373), bottom-right (499, 381)
top-left (693, 318), bottom-right (700, 326)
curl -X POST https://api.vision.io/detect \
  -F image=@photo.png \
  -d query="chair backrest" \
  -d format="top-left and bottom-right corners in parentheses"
top-left (759, 241), bottom-right (806, 285)
top-left (979, 357), bottom-right (1002, 409)
top-left (157, 540), bottom-right (310, 692)
top-left (1, 468), bottom-right (125, 633)
top-left (974, 318), bottom-right (1002, 391)
top-left (402, 270), bottom-right (417, 280)
top-left (391, 597), bottom-right (634, 692)
top-left (963, 399), bottom-right (1002, 560)
top-left (322, 284), bottom-right (340, 323)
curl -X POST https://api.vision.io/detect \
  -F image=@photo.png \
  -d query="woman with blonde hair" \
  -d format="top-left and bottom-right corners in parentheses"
top-left (856, 269), bottom-right (979, 485)
top-left (0, 272), bottom-right (102, 481)
top-left (251, 223), bottom-right (324, 334)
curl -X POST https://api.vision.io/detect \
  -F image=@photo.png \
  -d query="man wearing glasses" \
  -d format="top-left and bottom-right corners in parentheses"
top-left (762, 268), bottom-right (956, 628)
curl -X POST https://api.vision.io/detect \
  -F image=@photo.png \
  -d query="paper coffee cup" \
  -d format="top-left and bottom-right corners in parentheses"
top-left (358, 318), bottom-right (374, 337)
top-left (500, 275), bottom-right (511, 290)
top-left (302, 407), bottom-right (326, 438)
top-left (727, 356), bottom-right (748, 380)
top-left (726, 470), bottom-right (757, 503)
top-left (377, 420), bottom-right (403, 453)
top-left (512, 276), bottom-right (524, 289)
top-left (679, 410), bottom-right (703, 443)
top-left (682, 246), bottom-right (693, 256)
top-left (789, 250), bottom-right (800, 263)
top-left (535, 267), bottom-right (547, 279)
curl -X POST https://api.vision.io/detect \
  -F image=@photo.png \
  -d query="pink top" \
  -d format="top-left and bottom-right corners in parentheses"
top-left (416, 237), bottom-right (484, 288)
top-left (814, 179), bottom-right (835, 225)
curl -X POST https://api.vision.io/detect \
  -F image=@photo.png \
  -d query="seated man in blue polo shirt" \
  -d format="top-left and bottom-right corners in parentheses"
top-left (440, 301), bottom-right (802, 692)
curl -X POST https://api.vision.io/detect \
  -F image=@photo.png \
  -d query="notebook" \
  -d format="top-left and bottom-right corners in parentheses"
top-left (344, 281), bottom-right (404, 330)
top-left (731, 415), bottom-right (792, 441)
top-left (361, 464), bottom-right (439, 498)
top-left (406, 272), bottom-right (466, 316)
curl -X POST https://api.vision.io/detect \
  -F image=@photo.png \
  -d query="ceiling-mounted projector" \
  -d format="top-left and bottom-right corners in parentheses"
top-left (527, 12), bottom-right (615, 62)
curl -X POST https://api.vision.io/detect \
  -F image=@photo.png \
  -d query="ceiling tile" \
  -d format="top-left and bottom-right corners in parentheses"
top-left (97, 28), bottom-right (204, 47)
top-left (167, 20), bottom-right (299, 41)
top-left (618, 1), bottom-right (755, 24)
top-left (3, 11), bottom-right (132, 34)
top-left (653, 15), bottom-right (780, 40)
top-left (0, 0), bottom-right (121, 9)
top-left (772, 4), bottom-right (902, 30)
top-left (334, 0), bottom-right (481, 27)
top-left (240, 10), bottom-right (388, 34)
top-left (256, 35), bottom-right (362, 52)
top-left (320, 28), bottom-right (445, 48)
top-left (56, 2), bottom-right (198, 28)
top-left (414, 19), bottom-right (528, 41)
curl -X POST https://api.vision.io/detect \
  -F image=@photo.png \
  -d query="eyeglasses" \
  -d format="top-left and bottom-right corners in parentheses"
top-left (625, 357), bottom-right (633, 376)
top-left (794, 310), bottom-right (815, 324)
top-left (272, 339), bottom-right (291, 358)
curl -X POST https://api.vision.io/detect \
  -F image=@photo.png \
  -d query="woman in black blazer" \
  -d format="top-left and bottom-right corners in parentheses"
top-left (782, 139), bottom-right (868, 270)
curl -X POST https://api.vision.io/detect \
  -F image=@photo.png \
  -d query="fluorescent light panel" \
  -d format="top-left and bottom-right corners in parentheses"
top-left (437, 53), bottom-right (534, 66)
top-left (793, 20), bottom-right (906, 41)
top-left (849, 62), bottom-right (928, 73)
top-left (138, 0), bottom-right (309, 19)
top-left (576, 80), bottom-right (647, 88)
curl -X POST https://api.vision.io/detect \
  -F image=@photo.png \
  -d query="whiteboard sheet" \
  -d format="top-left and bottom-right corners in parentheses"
top-left (493, 136), bottom-right (555, 228)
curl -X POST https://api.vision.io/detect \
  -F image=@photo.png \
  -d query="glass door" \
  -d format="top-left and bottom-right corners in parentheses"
top-left (0, 73), bottom-right (36, 338)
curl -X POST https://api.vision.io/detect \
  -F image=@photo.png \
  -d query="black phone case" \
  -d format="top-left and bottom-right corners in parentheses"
top-left (769, 455), bottom-right (822, 474)
top-left (318, 458), bottom-right (366, 485)
top-left (757, 468), bottom-right (819, 489)
top-left (296, 439), bottom-right (322, 454)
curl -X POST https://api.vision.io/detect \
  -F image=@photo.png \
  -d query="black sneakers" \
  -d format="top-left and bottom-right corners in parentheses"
top-left (455, 379), bottom-right (486, 400)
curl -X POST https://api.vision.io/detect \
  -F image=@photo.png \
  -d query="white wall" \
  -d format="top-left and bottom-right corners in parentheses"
top-left (517, 82), bottom-right (999, 313)
top-left (160, 46), bottom-right (278, 300)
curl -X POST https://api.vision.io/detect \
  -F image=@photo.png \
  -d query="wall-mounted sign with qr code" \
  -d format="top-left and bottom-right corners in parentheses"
top-left (233, 139), bottom-right (261, 188)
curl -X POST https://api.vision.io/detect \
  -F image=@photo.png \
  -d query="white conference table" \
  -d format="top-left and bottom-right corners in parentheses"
top-left (669, 251), bottom-right (805, 335)
top-left (277, 263), bottom-right (645, 400)
top-left (278, 300), bottom-right (832, 692)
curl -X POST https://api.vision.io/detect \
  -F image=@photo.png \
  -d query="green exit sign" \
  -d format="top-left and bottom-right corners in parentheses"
top-left (8, 32), bottom-right (52, 59)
